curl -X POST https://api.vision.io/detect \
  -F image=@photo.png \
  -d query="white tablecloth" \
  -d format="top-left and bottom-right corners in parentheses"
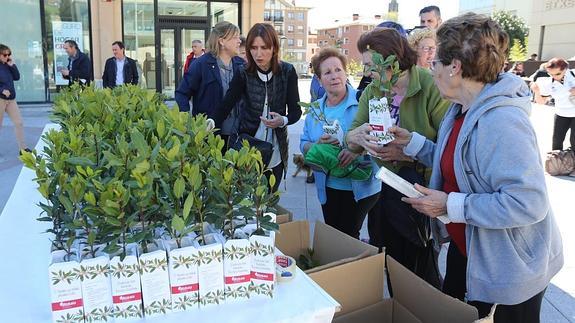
top-left (0, 124), bottom-right (339, 323)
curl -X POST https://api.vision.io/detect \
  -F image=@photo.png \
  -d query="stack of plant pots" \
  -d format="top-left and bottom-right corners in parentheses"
top-left (22, 84), bottom-right (280, 322)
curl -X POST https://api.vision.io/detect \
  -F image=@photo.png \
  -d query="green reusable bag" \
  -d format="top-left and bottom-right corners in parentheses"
top-left (304, 143), bottom-right (373, 181)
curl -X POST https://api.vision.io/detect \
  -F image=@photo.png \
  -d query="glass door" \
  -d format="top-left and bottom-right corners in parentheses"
top-left (160, 28), bottom-right (176, 99)
top-left (159, 27), bottom-right (205, 99)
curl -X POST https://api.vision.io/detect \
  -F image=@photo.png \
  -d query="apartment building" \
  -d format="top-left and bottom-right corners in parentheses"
top-left (316, 14), bottom-right (383, 64)
top-left (264, 0), bottom-right (310, 74)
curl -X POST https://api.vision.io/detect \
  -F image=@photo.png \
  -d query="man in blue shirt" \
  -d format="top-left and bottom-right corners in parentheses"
top-left (102, 41), bottom-right (139, 88)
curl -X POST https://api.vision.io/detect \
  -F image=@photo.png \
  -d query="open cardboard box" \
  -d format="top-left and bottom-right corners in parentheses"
top-left (274, 204), bottom-right (293, 224)
top-left (276, 220), bottom-right (383, 314)
top-left (333, 255), bottom-right (491, 323)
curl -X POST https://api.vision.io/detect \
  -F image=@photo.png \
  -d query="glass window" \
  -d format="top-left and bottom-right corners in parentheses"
top-left (123, 0), bottom-right (155, 89)
top-left (2, 0), bottom-right (45, 102)
top-left (287, 12), bottom-right (294, 19)
top-left (288, 25), bottom-right (294, 32)
top-left (44, 0), bottom-right (91, 95)
top-left (211, 2), bottom-right (238, 25)
top-left (158, 0), bottom-right (207, 16)
top-left (287, 39), bottom-right (294, 46)
top-left (297, 25), bottom-right (304, 33)
top-left (296, 12), bottom-right (304, 20)
top-left (297, 39), bottom-right (303, 47)
top-left (264, 10), bottom-right (271, 21)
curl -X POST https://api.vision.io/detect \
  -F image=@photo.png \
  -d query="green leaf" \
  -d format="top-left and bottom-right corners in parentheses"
top-left (133, 160), bottom-right (150, 174)
top-left (182, 191), bottom-right (194, 221)
top-left (84, 191), bottom-right (97, 206)
top-left (173, 177), bottom-right (185, 199)
top-left (172, 216), bottom-right (186, 233)
top-left (66, 157), bottom-right (95, 167)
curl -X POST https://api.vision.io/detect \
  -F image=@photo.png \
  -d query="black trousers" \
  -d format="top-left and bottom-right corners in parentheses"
top-left (321, 187), bottom-right (379, 239)
top-left (552, 114), bottom-right (575, 150)
top-left (443, 242), bottom-right (547, 322)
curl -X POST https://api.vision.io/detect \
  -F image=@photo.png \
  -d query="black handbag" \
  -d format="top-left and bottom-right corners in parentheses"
top-left (229, 133), bottom-right (273, 167)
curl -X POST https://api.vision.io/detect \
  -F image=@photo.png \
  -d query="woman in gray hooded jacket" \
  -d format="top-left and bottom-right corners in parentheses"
top-left (385, 13), bottom-right (563, 322)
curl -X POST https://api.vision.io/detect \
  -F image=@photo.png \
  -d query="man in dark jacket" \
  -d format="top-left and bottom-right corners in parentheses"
top-left (61, 40), bottom-right (92, 86)
top-left (102, 41), bottom-right (139, 88)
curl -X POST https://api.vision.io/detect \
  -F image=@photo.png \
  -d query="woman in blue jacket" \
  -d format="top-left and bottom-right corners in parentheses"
top-left (175, 21), bottom-right (243, 139)
top-left (389, 13), bottom-right (563, 322)
top-left (0, 44), bottom-right (29, 154)
top-left (300, 48), bottom-right (380, 239)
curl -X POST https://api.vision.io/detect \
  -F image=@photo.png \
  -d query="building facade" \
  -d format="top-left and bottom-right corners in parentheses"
top-left (316, 14), bottom-right (381, 64)
top-left (459, 0), bottom-right (533, 22)
top-left (529, 0), bottom-right (575, 60)
top-left (0, 0), bottom-right (264, 103)
top-left (263, 0), bottom-right (309, 75)
top-left (459, 0), bottom-right (575, 60)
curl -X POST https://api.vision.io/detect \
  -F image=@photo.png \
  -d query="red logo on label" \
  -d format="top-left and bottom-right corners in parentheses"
top-left (370, 124), bottom-right (385, 131)
top-left (171, 283), bottom-right (199, 294)
top-left (51, 298), bottom-right (83, 311)
top-left (112, 292), bottom-right (142, 304)
top-left (225, 274), bottom-right (251, 284)
top-left (251, 271), bottom-right (274, 281)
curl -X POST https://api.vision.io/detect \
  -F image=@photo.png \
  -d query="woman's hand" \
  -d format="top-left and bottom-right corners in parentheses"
top-left (346, 123), bottom-right (411, 161)
top-left (338, 149), bottom-right (358, 167)
top-left (317, 134), bottom-right (340, 146)
top-left (1, 89), bottom-right (10, 97)
top-left (401, 184), bottom-right (448, 218)
top-left (389, 126), bottom-right (413, 146)
top-left (260, 111), bottom-right (284, 129)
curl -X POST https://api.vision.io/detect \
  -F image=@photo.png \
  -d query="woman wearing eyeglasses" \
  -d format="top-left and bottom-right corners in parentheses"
top-left (407, 27), bottom-right (436, 69)
top-left (389, 13), bottom-right (563, 322)
top-left (0, 44), bottom-right (29, 154)
top-left (345, 28), bottom-right (450, 289)
top-left (531, 57), bottom-right (575, 151)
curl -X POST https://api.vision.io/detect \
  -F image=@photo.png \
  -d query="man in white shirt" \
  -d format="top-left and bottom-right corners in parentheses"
top-left (102, 41), bottom-right (139, 88)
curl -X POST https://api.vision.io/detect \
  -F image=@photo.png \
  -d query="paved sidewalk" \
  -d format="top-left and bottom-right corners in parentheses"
top-left (0, 95), bottom-right (574, 322)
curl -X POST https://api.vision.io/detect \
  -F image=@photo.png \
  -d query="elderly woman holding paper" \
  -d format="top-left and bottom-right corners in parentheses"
top-left (300, 47), bottom-right (380, 240)
top-left (388, 13), bottom-right (563, 322)
top-left (345, 27), bottom-right (449, 289)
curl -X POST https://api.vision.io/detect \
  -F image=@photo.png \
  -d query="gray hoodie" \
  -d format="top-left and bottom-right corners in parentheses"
top-left (404, 73), bottom-right (563, 305)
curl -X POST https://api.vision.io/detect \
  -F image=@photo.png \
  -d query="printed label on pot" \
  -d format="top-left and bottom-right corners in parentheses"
top-left (196, 242), bottom-right (225, 307)
top-left (79, 256), bottom-right (113, 322)
top-left (249, 234), bottom-right (275, 298)
top-left (139, 250), bottom-right (172, 317)
top-left (223, 239), bottom-right (251, 302)
top-left (110, 253), bottom-right (143, 320)
top-left (167, 245), bottom-right (200, 312)
top-left (49, 255), bottom-right (85, 323)
top-left (368, 97), bottom-right (395, 145)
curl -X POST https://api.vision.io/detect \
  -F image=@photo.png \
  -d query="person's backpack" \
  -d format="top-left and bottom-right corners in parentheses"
top-left (545, 148), bottom-right (575, 176)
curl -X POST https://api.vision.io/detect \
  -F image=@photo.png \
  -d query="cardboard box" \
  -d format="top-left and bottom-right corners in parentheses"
top-left (276, 221), bottom-right (379, 275)
top-left (333, 256), bottom-right (486, 323)
top-left (274, 204), bottom-right (293, 224)
top-left (276, 220), bottom-right (381, 315)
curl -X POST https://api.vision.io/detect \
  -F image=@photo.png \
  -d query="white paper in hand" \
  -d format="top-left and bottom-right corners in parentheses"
top-left (375, 166), bottom-right (451, 224)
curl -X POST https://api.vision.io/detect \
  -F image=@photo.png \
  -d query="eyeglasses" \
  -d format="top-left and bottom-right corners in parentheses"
top-left (419, 46), bottom-right (436, 53)
top-left (430, 59), bottom-right (442, 71)
top-left (1, 53), bottom-right (11, 57)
